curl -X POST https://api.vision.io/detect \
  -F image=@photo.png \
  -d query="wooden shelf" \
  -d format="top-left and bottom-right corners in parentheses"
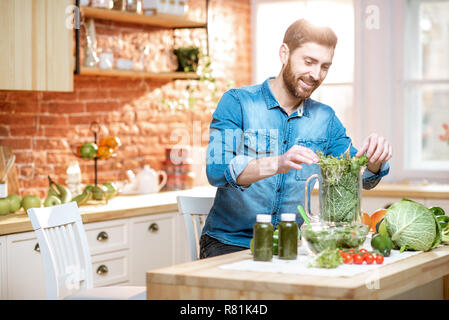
top-left (79, 67), bottom-right (200, 80)
top-left (80, 6), bottom-right (206, 28)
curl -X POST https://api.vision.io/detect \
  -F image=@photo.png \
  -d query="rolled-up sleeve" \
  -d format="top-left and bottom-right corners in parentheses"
top-left (206, 90), bottom-right (254, 191)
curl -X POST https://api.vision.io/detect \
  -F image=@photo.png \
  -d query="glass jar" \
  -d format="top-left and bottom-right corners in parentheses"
top-left (278, 213), bottom-right (298, 260)
top-left (253, 214), bottom-right (273, 262)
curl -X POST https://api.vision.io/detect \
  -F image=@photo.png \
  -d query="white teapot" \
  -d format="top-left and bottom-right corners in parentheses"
top-left (136, 165), bottom-right (167, 194)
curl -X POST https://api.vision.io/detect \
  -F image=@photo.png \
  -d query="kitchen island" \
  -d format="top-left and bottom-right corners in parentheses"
top-left (146, 245), bottom-right (449, 300)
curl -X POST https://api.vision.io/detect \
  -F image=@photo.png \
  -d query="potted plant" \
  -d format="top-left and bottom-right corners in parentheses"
top-left (174, 46), bottom-right (200, 73)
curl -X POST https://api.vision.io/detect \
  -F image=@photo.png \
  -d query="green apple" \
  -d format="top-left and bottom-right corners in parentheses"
top-left (44, 195), bottom-right (62, 207)
top-left (22, 195), bottom-right (42, 212)
top-left (0, 198), bottom-right (10, 216)
top-left (6, 193), bottom-right (22, 213)
top-left (92, 185), bottom-right (107, 201)
top-left (102, 182), bottom-right (118, 200)
top-left (80, 142), bottom-right (98, 159)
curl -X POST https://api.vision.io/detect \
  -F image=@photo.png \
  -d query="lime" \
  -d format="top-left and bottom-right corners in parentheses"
top-left (250, 238), bottom-right (254, 254)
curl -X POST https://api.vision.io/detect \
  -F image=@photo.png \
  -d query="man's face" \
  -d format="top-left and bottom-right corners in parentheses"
top-left (282, 42), bottom-right (334, 99)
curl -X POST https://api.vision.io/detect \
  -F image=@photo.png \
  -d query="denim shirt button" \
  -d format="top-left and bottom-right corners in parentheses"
top-left (272, 212), bottom-right (276, 215)
top-left (277, 188), bottom-right (281, 193)
top-left (283, 140), bottom-right (287, 145)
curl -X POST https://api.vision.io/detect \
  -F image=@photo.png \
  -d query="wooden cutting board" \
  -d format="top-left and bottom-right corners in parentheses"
top-left (0, 146), bottom-right (20, 196)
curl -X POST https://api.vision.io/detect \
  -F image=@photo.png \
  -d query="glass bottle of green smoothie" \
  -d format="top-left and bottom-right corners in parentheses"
top-left (278, 213), bottom-right (298, 260)
top-left (253, 214), bottom-right (273, 261)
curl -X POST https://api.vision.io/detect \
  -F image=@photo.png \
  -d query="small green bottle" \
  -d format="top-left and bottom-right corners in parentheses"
top-left (253, 214), bottom-right (273, 261)
top-left (278, 213), bottom-right (298, 260)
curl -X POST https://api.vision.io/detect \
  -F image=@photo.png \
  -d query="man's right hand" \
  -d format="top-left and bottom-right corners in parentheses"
top-left (276, 145), bottom-right (319, 174)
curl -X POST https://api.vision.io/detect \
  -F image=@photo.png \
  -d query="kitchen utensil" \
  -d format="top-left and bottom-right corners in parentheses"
top-left (297, 205), bottom-right (311, 229)
top-left (0, 146), bottom-right (19, 195)
top-left (304, 157), bottom-right (365, 225)
top-left (1, 155), bottom-right (15, 183)
top-left (136, 165), bottom-right (167, 194)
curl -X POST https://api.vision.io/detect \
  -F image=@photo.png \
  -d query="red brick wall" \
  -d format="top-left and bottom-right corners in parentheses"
top-left (0, 0), bottom-right (251, 198)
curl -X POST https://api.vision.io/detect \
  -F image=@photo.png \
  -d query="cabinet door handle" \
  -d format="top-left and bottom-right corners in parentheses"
top-left (34, 243), bottom-right (40, 253)
top-left (96, 264), bottom-right (109, 275)
top-left (96, 231), bottom-right (109, 242)
top-left (148, 223), bottom-right (159, 232)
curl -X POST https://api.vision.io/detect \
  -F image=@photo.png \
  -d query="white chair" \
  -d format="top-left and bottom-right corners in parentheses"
top-left (27, 202), bottom-right (146, 300)
top-left (176, 196), bottom-right (215, 261)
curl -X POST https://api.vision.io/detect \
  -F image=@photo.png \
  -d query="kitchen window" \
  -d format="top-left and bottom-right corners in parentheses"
top-left (251, 0), bottom-right (356, 137)
top-left (404, 0), bottom-right (449, 171)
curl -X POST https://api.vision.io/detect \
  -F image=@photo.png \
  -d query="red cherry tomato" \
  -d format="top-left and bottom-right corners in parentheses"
top-left (343, 255), bottom-right (353, 264)
top-left (353, 254), bottom-right (364, 264)
top-left (375, 255), bottom-right (384, 264)
top-left (359, 248), bottom-right (368, 254)
top-left (364, 253), bottom-right (374, 264)
top-left (348, 249), bottom-right (355, 254)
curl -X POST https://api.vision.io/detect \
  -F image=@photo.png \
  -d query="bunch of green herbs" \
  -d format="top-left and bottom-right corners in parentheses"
top-left (317, 151), bottom-right (369, 223)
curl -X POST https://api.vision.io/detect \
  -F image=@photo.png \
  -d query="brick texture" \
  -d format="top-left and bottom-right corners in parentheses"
top-left (0, 0), bottom-right (251, 198)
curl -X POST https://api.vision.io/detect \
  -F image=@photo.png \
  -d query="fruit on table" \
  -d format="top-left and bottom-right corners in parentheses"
top-left (370, 208), bottom-right (387, 232)
top-left (92, 185), bottom-right (108, 201)
top-left (48, 176), bottom-right (72, 203)
top-left (371, 234), bottom-right (393, 257)
top-left (96, 145), bottom-right (114, 160)
top-left (44, 195), bottom-right (62, 207)
top-left (22, 195), bottom-right (41, 212)
top-left (102, 182), bottom-right (118, 200)
top-left (0, 198), bottom-right (10, 215)
top-left (84, 185), bottom-right (94, 193)
top-left (6, 193), bottom-right (22, 213)
top-left (362, 212), bottom-right (371, 228)
top-left (71, 189), bottom-right (92, 206)
top-left (80, 142), bottom-right (98, 159)
top-left (99, 136), bottom-right (121, 150)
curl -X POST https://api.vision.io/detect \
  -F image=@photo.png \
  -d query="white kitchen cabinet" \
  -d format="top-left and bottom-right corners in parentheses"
top-left (6, 231), bottom-right (46, 300)
top-left (0, 236), bottom-right (6, 300)
top-left (129, 212), bottom-right (176, 286)
top-left (84, 218), bottom-right (129, 256)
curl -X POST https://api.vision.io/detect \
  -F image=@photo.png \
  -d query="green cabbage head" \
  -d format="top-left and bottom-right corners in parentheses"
top-left (385, 198), bottom-right (441, 252)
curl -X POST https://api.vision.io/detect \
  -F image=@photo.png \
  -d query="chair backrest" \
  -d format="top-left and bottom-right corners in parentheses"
top-left (27, 202), bottom-right (93, 300)
top-left (176, 196), bottom-right (215, 261)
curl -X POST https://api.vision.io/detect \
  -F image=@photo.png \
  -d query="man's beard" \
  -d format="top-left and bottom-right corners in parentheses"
top-left (282, 59), bottom-right (319, 99)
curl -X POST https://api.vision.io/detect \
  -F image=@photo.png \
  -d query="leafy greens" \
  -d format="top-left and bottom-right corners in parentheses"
top-left (316, 151), bottom-right (369, 223)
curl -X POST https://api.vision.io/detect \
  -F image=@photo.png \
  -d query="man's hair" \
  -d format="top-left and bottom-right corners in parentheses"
top-left (283, 19), bottom-right (338, 52)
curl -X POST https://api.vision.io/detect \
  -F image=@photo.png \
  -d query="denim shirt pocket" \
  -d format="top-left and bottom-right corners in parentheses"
top-left (295, 138), bottom-right (326, 181)
top-left (242, 129), bottom-right (279, 159)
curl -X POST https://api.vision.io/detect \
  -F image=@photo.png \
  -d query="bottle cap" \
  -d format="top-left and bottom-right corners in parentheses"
top-left (256, 214), bottom-right (272, 223)
top-left (281, 213), bottom-right (296, 222)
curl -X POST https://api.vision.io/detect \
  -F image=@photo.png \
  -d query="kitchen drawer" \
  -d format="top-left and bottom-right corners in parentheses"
top-left (6, 231), bottom-right (46, 300)
top-left (84, 219), bottom-right (129, 255)
top-left (91, 250), bottom-right (130, 287)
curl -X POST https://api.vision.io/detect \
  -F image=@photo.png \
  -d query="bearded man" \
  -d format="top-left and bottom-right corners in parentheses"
top-left (200, 19), bottom-right (392, 258)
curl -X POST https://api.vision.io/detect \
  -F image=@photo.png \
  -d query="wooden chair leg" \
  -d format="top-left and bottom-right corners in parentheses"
top-left (444, 275), bottom-right (449, 300)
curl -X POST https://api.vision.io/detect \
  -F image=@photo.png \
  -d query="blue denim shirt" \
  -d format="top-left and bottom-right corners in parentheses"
top-left (202, 77), bottom-right (390, 248)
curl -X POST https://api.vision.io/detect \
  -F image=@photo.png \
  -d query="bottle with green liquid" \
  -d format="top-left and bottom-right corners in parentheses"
top-left (253, 214), bottom-right (273, 261)
top-left (278, 213), bottom-right (298, 260)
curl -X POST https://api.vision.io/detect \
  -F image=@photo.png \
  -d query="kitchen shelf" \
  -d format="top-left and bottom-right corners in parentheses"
top-left (80, 6), bottom-right (206, 28)
top-left (79, 67), bottom-right (200, 79)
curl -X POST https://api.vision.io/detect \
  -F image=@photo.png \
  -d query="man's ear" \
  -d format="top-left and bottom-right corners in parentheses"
top-left (279, 43), bottom-right (289, 65)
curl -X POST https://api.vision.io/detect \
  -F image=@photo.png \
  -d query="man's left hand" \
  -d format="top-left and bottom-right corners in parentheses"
top-left (355, 133), bottom-right (392, 174)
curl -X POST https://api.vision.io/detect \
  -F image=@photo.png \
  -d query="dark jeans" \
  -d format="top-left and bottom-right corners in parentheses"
top-left (199, 234), bottom-right (247, 259)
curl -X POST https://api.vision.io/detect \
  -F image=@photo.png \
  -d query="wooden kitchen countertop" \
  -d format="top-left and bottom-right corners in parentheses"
top-left (0, 182), bottom-right (448, 236)
top-left (0, 186), bottom-right (217, 236)
top-left (146, 246), bottom-right (449, 300)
